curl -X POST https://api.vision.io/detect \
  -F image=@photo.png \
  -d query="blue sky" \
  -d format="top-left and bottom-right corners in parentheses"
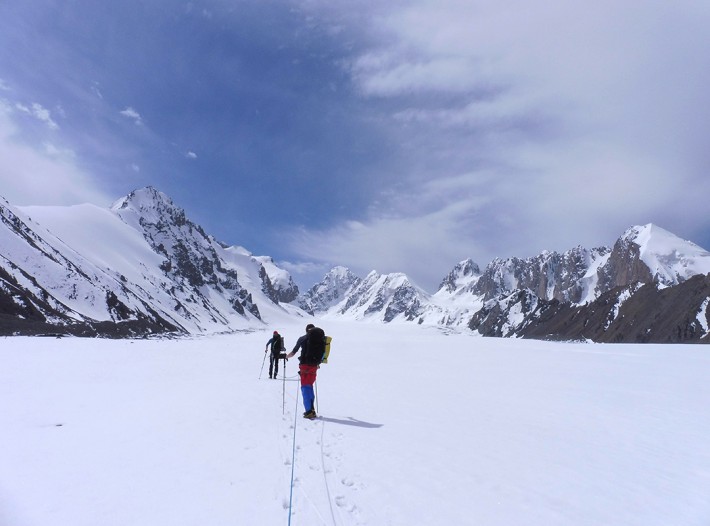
top-left (2, 0), bottom-right (710, 292)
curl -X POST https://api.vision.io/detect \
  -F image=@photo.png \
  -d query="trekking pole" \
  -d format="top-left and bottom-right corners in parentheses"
top-left (314, 380), bottom-right (319, 414)
top-left (259, 351), bottom-right (267, 379)
top-left (282, 357), bottom-right (286, 414)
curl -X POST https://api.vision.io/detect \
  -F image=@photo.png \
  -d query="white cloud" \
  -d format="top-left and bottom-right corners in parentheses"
top-left (352, 53), bottom-right (480, 97)
top-left (30, 103), bottom-right (59, 130)
top-left (43, 142), bottom-right (76, 159)
top-left (286, 211), bottom-right (477, 291)
top-left (293, 0), bottom-right (710, 286)
top-left (14, 101), bottom-right (60, 129)
top-left (285, 173), bottom-right (498, 290)
top-left (90, 81), bottom-right (104, 100)
top-left (0, 101), bottom-right (110, 206)
top-left (120, 106), bottom-right (143, 125)
top-left (277, 259), bottom-right (331, 290)
top-left (186, 151), bottom-right (197, 159)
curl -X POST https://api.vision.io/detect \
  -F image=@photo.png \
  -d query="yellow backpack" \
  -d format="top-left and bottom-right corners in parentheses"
top-left (321, 336), bottom-right (333, 363)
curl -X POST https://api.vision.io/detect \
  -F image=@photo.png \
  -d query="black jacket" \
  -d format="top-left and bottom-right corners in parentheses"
top-left (266, 335), bottom-right (283, 355)
top-left (292, 334), bottom-right (310, 363)
top-left (292, 329), bottom-right (324, 365)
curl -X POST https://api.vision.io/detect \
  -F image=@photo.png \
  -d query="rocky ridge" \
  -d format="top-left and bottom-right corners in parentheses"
top-left (2, 187), bottom-right (709, 343)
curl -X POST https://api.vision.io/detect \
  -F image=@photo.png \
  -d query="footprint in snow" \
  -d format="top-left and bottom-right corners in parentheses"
top-left (335, 496), bottom-right (358, 514)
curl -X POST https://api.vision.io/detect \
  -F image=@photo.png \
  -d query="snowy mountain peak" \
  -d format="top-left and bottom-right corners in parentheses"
top-left (297, 266), bottom-right (362, 314)
top-left (111, 186), bottom-right (175, 213)
top-left (614, 223), bottom-right (710, 287)
top-left (622, 223), bottom-right (707, 255)
top-left (437, 258), bottom-right (482, 294)
top-left (111, 186), bottom-right (186, 231)
top-left (334, 270), bottom-right (428, 322)
top-left (329, 265), bottom-right (355, 280)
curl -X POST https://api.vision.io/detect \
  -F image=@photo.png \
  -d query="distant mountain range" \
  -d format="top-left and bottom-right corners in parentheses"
top-left (2, 187), bottom-right (709, 343)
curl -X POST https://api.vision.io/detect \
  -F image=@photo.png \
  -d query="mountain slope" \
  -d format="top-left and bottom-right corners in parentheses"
top-left (2, 188), bottom-right (304, 336)
top-left (516, 274), bottom-right (710, 343)
top-left (1, 196), bottom-right (180, 336)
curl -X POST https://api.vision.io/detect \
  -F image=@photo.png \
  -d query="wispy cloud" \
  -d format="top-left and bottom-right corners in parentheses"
top-left (186, 151), bottom-right (197, 159)
top-left (30, 102), bottom-right (59, 130)
top-left (0, 101), bottom-right (110, 206)
top-left (120, 106), bottom-right (143, 125)
top-left (278, 259), bottom-right (331, 289)
top-left (286, 207), bottom-right (477, 290)
top-left (285, 169), bottom-right (501, 289)
top-left (90, 81), bottom-right (104, 100)
top-left (15, 102), bottom-right (59, 130)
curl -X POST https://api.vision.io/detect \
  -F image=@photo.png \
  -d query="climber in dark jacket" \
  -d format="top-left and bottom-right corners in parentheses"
top-left (264, 330), bottom-right (284, 379)
top-left (286, 323), bottom-right (325, 419)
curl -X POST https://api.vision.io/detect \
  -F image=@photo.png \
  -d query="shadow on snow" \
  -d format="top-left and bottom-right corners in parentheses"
top-left (318, 416), bottom-right (383, 429)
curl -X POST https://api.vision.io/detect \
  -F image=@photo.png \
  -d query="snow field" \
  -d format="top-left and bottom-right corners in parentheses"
top-left (1, 322), bottom-right (709, 525)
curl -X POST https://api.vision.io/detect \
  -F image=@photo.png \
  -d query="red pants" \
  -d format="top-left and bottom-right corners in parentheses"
top-left (299, 364), bottom-right (318, 386)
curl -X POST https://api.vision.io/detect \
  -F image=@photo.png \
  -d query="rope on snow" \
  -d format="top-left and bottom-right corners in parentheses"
top-left (287, 380), bottom-right (300, 525)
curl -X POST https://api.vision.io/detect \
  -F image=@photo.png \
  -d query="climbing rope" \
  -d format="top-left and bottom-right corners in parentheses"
top-left (286, 375), bottom-right (334, 524)
top-left (287, 381), bottom-right (300, 525)
top-left (320, 415), bottom-right (339, 525)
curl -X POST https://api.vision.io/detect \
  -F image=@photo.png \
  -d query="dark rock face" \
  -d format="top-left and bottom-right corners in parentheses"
top-left (258, 260), bottom-right (299, 304)
top-left (473, 275), bottom-right (710, 344)
top-left (471, 246), bottom-right (610, 302)
top-left (468, 289), bottom-right (540, 337)
top-left (275, 278), bottom-right (299, 304)
top-left (595, 236), bottom-right (654, 294)
top-left (594, 275), bottom-right (710, 343)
